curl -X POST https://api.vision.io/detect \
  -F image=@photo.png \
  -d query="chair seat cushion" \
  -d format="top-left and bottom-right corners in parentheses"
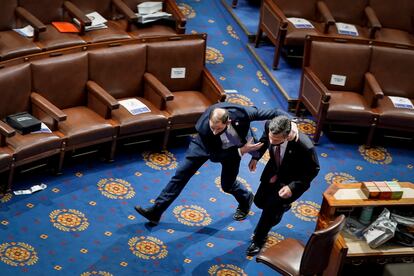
top-left (37, 25), bottom-right (86, 51)
top-left (374, 28), bottom-right (414, 45)
top-left (116, 19), bottom-right (177, 39)
top-left (285, 21), bottom-right (325, 46)
top-left (377, 96), bottom-right (414, 129)
top-left (166, 91), bottom-right (212, 126)
top-left (6, 132), bottom-right (61, 162)
top-left (326, 91), bottom-right (376, 123)
top-left (257, 238), bottom-right (304, 276)
top-left (0, 30), bottom-right (41, 60)
top-left (0, 149), bottom-right (12, 172)
top-left (59, 106), bottom-right (115, 147)
top-left (81, 21), bottom-right (131, 44)
top-left (326, 24), bottom-right (371, 40)
top-left (112, 97), bottom-right (168, 136)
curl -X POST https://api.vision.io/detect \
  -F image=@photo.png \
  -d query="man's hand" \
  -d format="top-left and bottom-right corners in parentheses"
top-left (248, 159), bottom-right (258, 172)
top-left (287, 122), bottom-right (299, 142)
top-left (278, 185), bottom-right (292, 199)
top-left (240, 138), bottom-right (263, 156)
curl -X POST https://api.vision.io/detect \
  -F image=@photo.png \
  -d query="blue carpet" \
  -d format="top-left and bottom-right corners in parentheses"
top-left (1, 0), bottom-right (413, 275)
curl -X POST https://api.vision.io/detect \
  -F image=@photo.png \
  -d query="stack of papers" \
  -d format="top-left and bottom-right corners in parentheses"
top-left (336, 22), bottom-right (358, 36)
top-left (389, 96), bottom-right (414, 109)
top-left (287, 17), bottom-right (314, 29)
top-left (138, 2), bottom-right (163, 14)
top-left (13, 25), bottom-right (34, 37)
top-left (119, 98), bottom-right (151, 115)
top-left (136, 2), bottom-right (171, 24)
top-left (74, 11), bottom-right (108, 31)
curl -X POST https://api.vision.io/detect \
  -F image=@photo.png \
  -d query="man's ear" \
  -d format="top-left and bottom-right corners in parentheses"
top-left (227, 119), bottom-right (232, 125)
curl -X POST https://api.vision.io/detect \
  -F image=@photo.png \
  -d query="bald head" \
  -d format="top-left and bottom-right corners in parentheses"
top-left (209, 108), bottom-right (230, 135)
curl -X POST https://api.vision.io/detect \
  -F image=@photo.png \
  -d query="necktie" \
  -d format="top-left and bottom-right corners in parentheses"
top-left (269, 145), bottom-right (281, 183)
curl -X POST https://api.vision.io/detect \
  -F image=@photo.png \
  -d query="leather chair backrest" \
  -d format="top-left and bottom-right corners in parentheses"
top-left (273, 0), bottom-right (318, 21)
top-left (308, 41), bottom-right (371, 92)
top-left (0, 64), bottom-right (31, 119)
top-left (370, 46), bottom-right (414, 98)
top-left (300, 214), bottom-right (345, 275)
top-left (31, 52), bottom-right (89, 109)
top-left (88, 44), bottom-right (147, 99)
top-left (324, 0), bottom-right (369, 26)
top-left (146, 38), bottom-right (205, 92)
top-left (18, 0), bottom-right (64, 23)
top-left (69, 0), bottom-right (113, 19)
top-left (369, 0), bottom-right (414, 33)
top-left (122, 0), bottom-right (164, 13)
top-left (0, 0), bottom-right (17, 30)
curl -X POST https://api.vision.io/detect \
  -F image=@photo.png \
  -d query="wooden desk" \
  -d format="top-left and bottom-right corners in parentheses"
top-left (317, 182), bottom-right (414, 276)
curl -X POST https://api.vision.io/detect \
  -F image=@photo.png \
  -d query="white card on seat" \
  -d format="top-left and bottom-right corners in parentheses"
top-left (171, 67), bottom-right (186, 79)
top-left (389, 96), bottom-right (414, 109)
top-left (287, 17), bottom-right (314, 29)
top-left (119, 98), bottom-right (151, 115)
top-left (336, 22), bottom-right (358, 36)
top-left (330, 74), bottom-right (346, 86)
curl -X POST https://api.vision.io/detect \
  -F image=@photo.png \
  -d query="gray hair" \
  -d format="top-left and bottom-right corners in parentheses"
top-left (269, 116), bottom-right (291, 137)
top-left (209, 108), bottom-right (229, 124)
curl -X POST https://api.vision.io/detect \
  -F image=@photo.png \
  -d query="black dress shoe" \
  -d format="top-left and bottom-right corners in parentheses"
top-left (233, 192), bottom-right (254, 221)
top-left (134, 205), bottom-right (161, 225)
top-left (246, 240), bottom-right (263, 256)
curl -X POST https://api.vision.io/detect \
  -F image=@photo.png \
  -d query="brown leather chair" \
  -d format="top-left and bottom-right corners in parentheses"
top-left (0, 63), bottom-right (64, 191)
top-left (256, 214), bottom-right (345, 276)
top-left (146, 36), bottom-right (226, 140)
top-left (0, 0), bottom-right (42, 61)
top-left (115, 0), bottom-right (186, 38)
top-left (255, 0), bottom-right (334, 69)
top-left (0, 124), bottom-right (14, 193)
top-left (17, 0), bottom-right (88, 51)
top-left (68, 0), bottom-right (132, 43)
top-left (88, 43), bottom-right (170, 147)
top-left (296, 38), bottom-right (381, 145)
top-left (369, 0), bottom-right (414, 45)
top-left (30, 52), bottom-right (119, 161)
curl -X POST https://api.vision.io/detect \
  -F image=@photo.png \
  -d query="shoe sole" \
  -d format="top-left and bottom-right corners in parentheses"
top-left (135, 206), bottom-right (159, 225)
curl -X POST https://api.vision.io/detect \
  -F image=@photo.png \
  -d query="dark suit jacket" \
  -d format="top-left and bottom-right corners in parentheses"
top-left (193, 102), bottom-right (289, 162)
top-left (254, 120), bottom-right (320, 205)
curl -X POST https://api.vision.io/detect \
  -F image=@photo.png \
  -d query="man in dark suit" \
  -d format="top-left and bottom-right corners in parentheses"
top-left (134, 102), bottom-right (295, 225)
top-left (246, 115), bottom-right (320, 256)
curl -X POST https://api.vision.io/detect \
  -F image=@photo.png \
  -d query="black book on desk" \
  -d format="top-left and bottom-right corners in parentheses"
top-left (5, 112), bottom-right (41, 134)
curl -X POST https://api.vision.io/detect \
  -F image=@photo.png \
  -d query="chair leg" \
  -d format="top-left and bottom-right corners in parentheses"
top-left (366, 123), bottom-right (376, 149)
top-left (55, 146), bottom-right (65, 175)
top-left (162, 124), bottom-right (171, 150)
top-left (7, 162), bottom-right (15, 192)
top-left (255, 28), bottom-right (263, 48)
top-left (295, 99), bottom-right (302, 116)
top-left (272, 44), bottom-right (281, 69)
top-left (232, 0), bottom-right (238, 8)
top-left (108, 137), bottom-right (117, 162)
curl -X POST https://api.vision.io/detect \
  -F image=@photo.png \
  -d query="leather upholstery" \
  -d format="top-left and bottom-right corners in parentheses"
top-left (256, 215), bottom-right (345, 276)
top-left (0, 149), bottom-right (13, 173)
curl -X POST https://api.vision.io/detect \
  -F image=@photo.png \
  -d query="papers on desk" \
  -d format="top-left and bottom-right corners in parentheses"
top-left (119, 98), bottom-right (151, 115)
top-left (287, 17), bottom-right (314, 29)
top-left (389, 96), bottom-right (414, 109)
top-left (13, 25), bottom-right (34, 38)
top-left (74, 11), bottom-right (108, 31)
top-left (336, 22), bottom-right (358, 36)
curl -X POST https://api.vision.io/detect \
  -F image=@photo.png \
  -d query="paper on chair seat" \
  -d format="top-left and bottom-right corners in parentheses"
top-left (13, 25), bottom-right (34, 37)
top-left (136, 11), bottom-right (172, 24)
top-left (74, 11), bottom-right (108, 31)
top-left (119, 99), bottom-right (151, 115)
top-left (287, 18), bottom-right (314, 29)
top-left (336, 22), bottom-right (358, 36)
top-left (138, 2), bottom-right (163, 14)
top-left (389, 96), bottom-right (414, 109)
top-left (31, 123), bottom-right (52, 134)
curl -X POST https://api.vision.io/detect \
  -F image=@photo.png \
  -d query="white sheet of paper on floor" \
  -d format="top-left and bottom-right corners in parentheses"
top-left (336, 22), bottom-right (358, 36)
top-left (389, 96), bottom-right (414, 109)
top-left (13, 25), bottom-right (34, 37)
top-left (224, 89), bottom-right (238, 94)
top-left (330, 74), bottom-right (346, 86)
top-left (119, 98), bottom-right (151, 115)
top-left (287, 17), bottom-right (314, 29)
top-left (171, 67), bottom-right (186, 79)
top-left (31, 123), bottom-right (52, 134)
top-left (14, 183), bottom-right (47, 195)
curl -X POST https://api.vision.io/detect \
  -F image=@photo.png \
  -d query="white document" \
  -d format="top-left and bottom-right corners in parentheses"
top-left (31, 123), bottom-right (52, 134)
top-left (119, 98), bottom-right (151, 115)
top-left (14, 183), bottom-right (47, 195)
top-left (330, 74), bottom-right (346, 86)
top-left (171, 67), bottom-right (186, 79)
top-left (287, 17), bottom-right (314, 29)
top-left (13, 25), bottom-right (34, 37)
top-left (224, 89), bottom-right (238, 94)
top-left (389, 96), bottom-right (414, 109)
top-left (336, 22), bottom-right (358, 36)
top-left (137, 2), bottom-right (163, 14)
top-left (136, 11), bottom-right (172, 24)
top-left (74, 11), bottom-right (108, 31)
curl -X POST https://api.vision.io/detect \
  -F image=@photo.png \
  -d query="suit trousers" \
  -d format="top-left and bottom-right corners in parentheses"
top-left (153, 140), bottom-right (251, 215)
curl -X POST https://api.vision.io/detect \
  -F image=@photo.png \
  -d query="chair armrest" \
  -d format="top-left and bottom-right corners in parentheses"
top-left (364, 6), bottom-right (382, 38)
top-left (201, 68), bottom-right (226, 103)
top-left (317, 1), bottom-right (335, 33)
top-left (87, 81), bottom-right (120, 119)
top-left (0, 121), bottom-right (16, 138)
top-left (63, 1), bottom-right (92, 35)
top-left (143, 72), bottom-right (174, 110)
top-left (15, 7), bottom-right (46, 41)
top-left (112, 0), bottom-right (138, 31)
top-left (363, 72), bottom-right (384, 108)
top-left (165, 0), bottom-right (187, 33)
top-left (31, 92), bottom-right (67, 130)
